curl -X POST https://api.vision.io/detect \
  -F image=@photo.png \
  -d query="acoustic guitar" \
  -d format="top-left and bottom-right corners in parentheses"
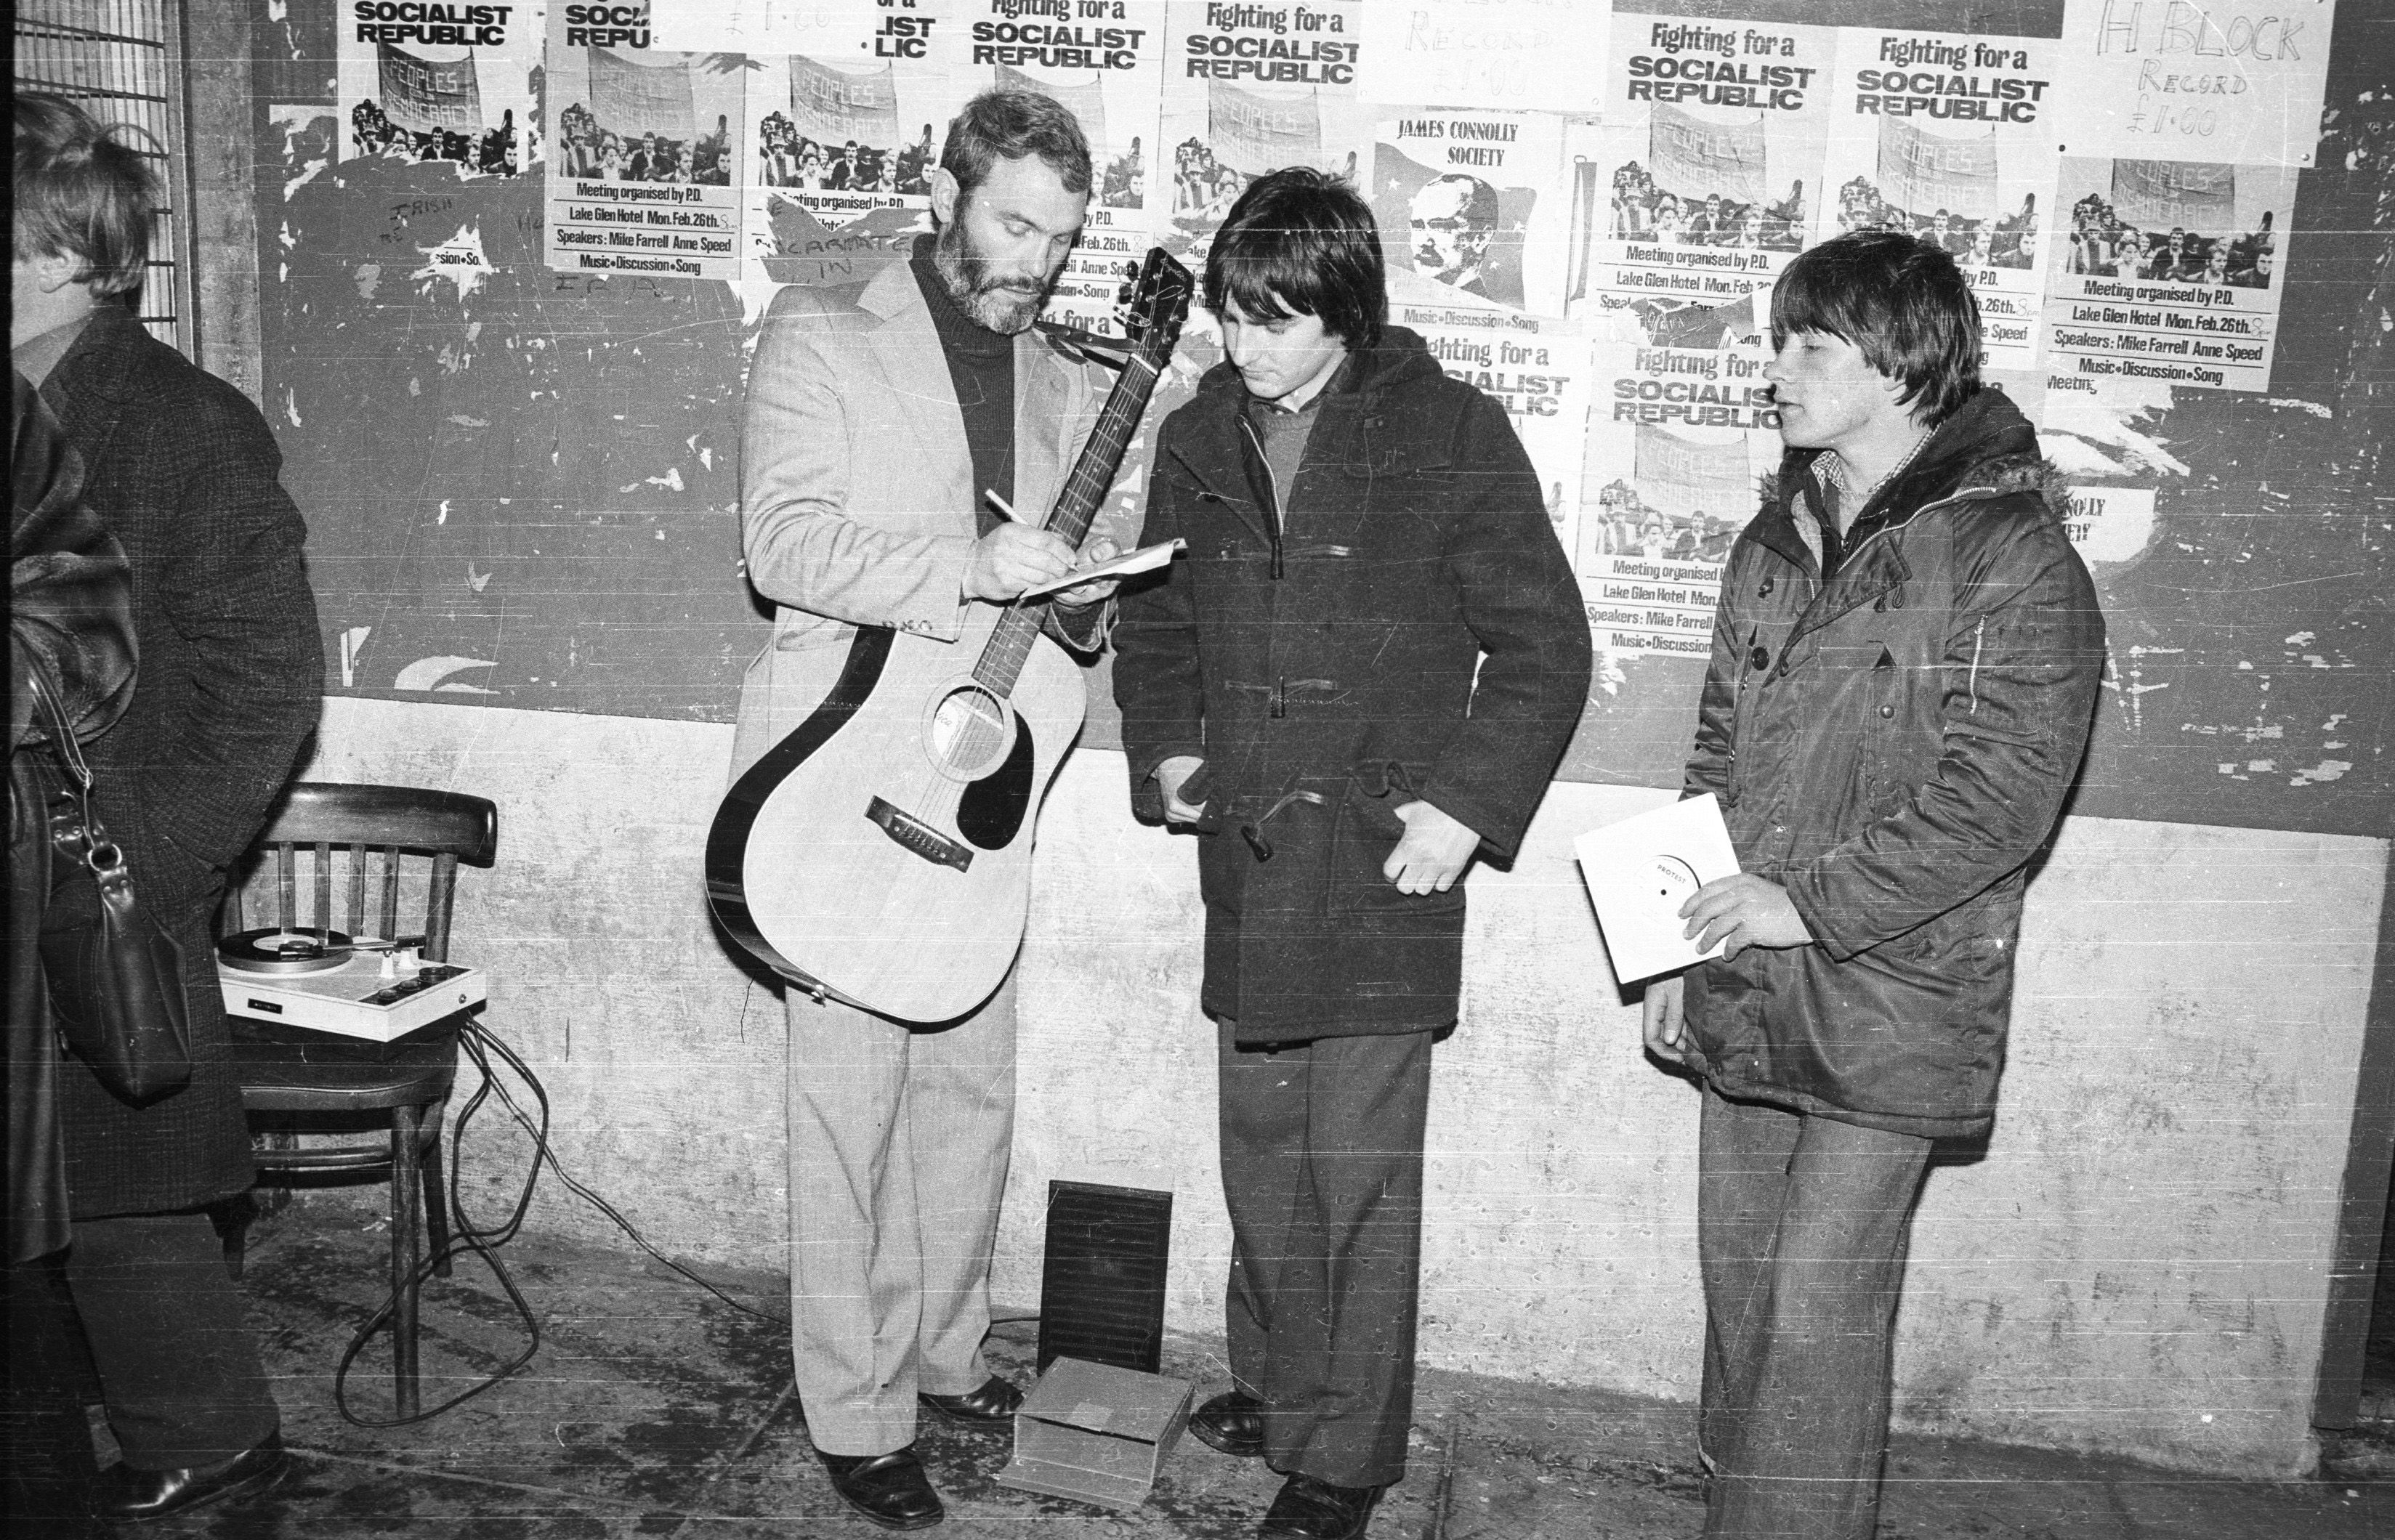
top-left (707, 249), bottom-right (1192, 1022)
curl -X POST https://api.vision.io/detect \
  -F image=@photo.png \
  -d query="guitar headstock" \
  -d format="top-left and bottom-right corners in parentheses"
top-left (1113, 248), bottom-right (1192, 365)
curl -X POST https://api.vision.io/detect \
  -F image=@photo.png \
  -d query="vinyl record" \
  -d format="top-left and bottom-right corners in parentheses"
top-left (217, 928), bottom-right (355, 973)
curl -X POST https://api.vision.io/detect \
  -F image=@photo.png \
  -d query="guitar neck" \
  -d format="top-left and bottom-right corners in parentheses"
top-left (1042, 352), bottom-right (1160, 550)
top-left (974, 349), bottom-right (1167, 697)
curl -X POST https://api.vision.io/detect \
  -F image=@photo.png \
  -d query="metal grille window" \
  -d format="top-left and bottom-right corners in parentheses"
top-left (13, 1), bottom-right (193, 354)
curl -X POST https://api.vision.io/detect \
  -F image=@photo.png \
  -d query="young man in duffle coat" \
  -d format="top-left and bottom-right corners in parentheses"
top-left (1112, 167), bottom-right (1592, 1540)
top-left (1643, 229), bottom-right (2105, 1540)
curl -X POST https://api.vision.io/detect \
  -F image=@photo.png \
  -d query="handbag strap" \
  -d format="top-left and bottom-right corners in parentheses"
top-left (25, 665), bottom-right (95, 798)
top-left (25, 666), bottom-right (124, 881)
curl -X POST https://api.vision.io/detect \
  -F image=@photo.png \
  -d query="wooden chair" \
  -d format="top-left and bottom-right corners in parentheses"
top-left (220, 782), bottom-right (498, 1418)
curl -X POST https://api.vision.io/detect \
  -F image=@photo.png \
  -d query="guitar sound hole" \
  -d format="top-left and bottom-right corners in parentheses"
top-left (929, 685), bottom-right (1011, 779)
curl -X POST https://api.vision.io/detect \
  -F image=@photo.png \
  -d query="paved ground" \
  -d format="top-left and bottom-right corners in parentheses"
top-left (52, 1213), bottom-right (2395, 1539)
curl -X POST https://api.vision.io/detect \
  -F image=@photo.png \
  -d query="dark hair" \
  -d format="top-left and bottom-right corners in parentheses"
top-left (1203, 166), bottom-right (1386, 349)
top-left (1770, 228), bottom-right (1981, 426)
top-left (13, 92), bottom-right (158, 299)
top-left (940, 89), bottom-right (1091, 200)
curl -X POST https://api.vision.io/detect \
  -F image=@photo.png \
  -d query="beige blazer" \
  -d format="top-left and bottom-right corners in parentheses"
top-left (732, 259), bottom-right (1128, 775)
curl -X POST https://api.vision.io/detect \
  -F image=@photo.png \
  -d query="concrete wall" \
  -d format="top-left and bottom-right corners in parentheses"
top-left (298, 696), bottom-right (2387, 1478)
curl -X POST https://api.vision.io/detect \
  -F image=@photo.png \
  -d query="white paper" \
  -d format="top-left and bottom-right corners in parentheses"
top-left (1019, 538), bottom-right (1184, 599)
top-left (2048, 0), bottom-right (2336, 169)
top-left (1575, 793), bottom-right (1742, 984)
top-left (1357, 0), bottom-right (1609, 117)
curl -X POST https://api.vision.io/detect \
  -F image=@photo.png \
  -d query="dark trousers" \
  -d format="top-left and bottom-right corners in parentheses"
top-left (1217, 1022), bottom-right (1432, 1490)
top-left (1697, 1085), bottom-right (1934, 1540)
top-left (61, 1212), bottom-right (278, 1470)
top-left (2, 1252), bottom-right (99, 1521)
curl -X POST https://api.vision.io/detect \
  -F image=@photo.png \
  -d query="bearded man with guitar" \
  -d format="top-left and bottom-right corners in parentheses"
top-left (731, 90), bottom-right (1142, 1531)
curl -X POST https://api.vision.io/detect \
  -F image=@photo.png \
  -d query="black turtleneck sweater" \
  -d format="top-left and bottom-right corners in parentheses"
top-left (911, 235), bottom-right (1014, 535)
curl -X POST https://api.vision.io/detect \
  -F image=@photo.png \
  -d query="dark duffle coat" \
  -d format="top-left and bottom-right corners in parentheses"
top-left (1112, 328), bottom-right (1591, 1044)
top-left (39, 306), bottom-right (323, 1217)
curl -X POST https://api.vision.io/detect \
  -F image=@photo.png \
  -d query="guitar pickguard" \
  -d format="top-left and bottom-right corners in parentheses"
top-left (956, 716), bottom-right (1035, 850)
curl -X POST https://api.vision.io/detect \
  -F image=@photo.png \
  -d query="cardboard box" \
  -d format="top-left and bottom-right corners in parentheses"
top-left (995, 1356), bottom-right (1193, 1510)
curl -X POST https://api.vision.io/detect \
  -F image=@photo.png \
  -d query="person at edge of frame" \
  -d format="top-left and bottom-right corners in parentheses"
top-left (730, 87), bottom-right (1139, 1532)
top-left (11, 90), bottom-right (325, 1526)
top-left (1111, 166), bottom-right (1594, 1540)
top-left (6, 365), bottom-right (137, 1539)
top-left (1642, 227), bottom-right (2105, 1540)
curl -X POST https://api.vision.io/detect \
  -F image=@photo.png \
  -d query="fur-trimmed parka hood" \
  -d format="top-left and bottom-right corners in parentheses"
top-left (1755, 384), bottom-right (2072, 542)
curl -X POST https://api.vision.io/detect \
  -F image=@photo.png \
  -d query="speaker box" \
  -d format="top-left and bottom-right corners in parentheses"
top-left (1036, 1180), bottom-right (1172, 1375)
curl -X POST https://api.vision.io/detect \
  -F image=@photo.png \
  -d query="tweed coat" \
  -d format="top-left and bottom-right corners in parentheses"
top-left (1112, 330), bottom-right (1591, 1042)
top-left (38, 306), bottom-right (323, 1217)
top-left (1679, 386), bottom-right (2104, 1138)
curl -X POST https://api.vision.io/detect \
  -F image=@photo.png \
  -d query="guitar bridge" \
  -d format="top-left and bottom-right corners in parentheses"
top-left (866, 796), bottom-right (973, 872)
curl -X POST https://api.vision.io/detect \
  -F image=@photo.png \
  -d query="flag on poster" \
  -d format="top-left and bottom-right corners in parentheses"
top-left (1357, 0), bottom-right (1608, 116)
top-left (2040, 155), bottom-right (2293, 397)
top-left (728, 1), bottom-right (961, 293)
top-left (1814, 27), bottom-right (2060, 370)
top-left (935, 0), bottom-right (1171, 341)
top-left (1397, 303), bottom-right (1591, 582)
top-left (1561, 13), bottom-right (1835, 349)
top-left (1368, 110), bottom-right (1566, 315)
top-left (2048, 0), bottom-right (2337, 169)
top-left (1578, 338), bottom-right (1780, 661)
top-left (335, 8), bottom-right (538, 175)
top-left (544, 12), bottom-right (746, 282)
top-left (1158, 0), bottom-right (1370, 267)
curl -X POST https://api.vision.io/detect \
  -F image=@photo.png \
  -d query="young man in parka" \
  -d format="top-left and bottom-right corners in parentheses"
top-left (1112, 168), bottom-right (1591, 1540)
top-left (1642, 230), bottom-right (2104, 1539)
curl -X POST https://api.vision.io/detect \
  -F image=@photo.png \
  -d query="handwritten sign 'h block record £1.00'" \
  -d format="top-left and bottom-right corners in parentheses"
top-left (1577, 793), bottom-right (1743, 984)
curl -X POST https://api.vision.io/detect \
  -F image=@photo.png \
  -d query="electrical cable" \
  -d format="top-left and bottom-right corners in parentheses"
top-left (463, 1022), bottom-right (788, 1327)
top-left (331, 1018), bottom-right (544, 1427)
top-left (325, 1016), bottom-right (1043, 1424)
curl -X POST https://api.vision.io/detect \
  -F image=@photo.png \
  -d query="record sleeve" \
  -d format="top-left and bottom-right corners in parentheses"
top-left (1575, 793), bottom-right (1742, 984)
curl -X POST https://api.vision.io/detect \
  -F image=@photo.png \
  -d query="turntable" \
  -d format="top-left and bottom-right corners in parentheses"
top-left (217, 929), bottom-right (486, 1042)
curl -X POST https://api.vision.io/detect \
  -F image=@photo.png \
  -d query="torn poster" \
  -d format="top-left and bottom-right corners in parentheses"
top-left (1155, 0), bottom-right (1372, 270)
top-left (1814, 26), bottom-right (2061, 370)
top-left (1368, 108), bottom-right (1567, 317)
top-left (336, 4), bottom-right (541, 177)
top-left (545, 7), bottom-right (746, 282)
top-left (2040, 155), bottom-right (2295, 394)
top-left (1578, 337), bottom-right (1781, 662)
top-left (1559, 12), bottom-right (1836, 349)
top-left (1400, 303), bottom-right (1591, 573)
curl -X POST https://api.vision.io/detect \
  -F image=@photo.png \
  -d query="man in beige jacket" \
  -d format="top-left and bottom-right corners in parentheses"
top-left (733, 89), bottom-right (1136, 1531)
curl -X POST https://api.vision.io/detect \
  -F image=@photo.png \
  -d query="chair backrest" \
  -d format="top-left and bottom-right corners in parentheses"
top-left (221, 782), bottom-right (499, 963)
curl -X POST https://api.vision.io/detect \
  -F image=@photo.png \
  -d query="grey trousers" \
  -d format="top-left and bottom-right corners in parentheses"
top-left (1697, 1085), bottom-right (1934, 1540)
top-left (785, 971), bottom-right (1016, 1456)
top-left (1216, 1023), bottom-right (1433, 1490)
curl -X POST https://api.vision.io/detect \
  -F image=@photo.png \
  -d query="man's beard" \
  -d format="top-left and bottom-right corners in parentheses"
top-left (933, 217), bottom-right (1056, 336)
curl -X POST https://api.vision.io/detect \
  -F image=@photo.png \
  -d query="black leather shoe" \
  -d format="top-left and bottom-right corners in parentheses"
top-left (1189, 1389), bottom-right (1267, 1459)
top-left (90, 1428), bottom-right (287, 1520)
top-left (817, 1445), bottom-right (943, 1531)
top-left (1260, 1471), bottom-right (1384, 1540)
top-left (916, 1374), bottom-right (1022, 1430)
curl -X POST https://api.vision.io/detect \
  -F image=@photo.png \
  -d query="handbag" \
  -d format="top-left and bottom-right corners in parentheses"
top-left (27, 666), bottom-right (193, 1104)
